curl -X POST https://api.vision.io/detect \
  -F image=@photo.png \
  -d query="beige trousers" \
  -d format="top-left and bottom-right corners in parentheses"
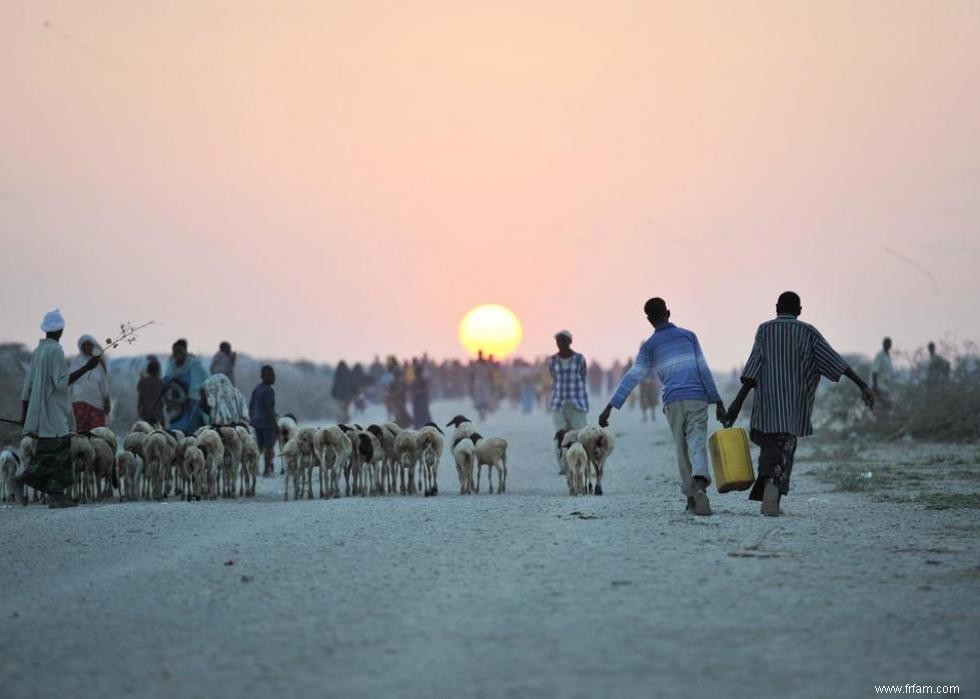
top-left (664, 400), bottom-right (712, 496)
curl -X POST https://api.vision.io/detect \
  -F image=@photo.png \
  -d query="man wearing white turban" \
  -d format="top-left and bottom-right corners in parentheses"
top-left (15, 309), bottom-right (102, 507)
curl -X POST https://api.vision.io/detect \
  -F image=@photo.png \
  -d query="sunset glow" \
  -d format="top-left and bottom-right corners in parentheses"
top-left (459, 305), bottom-right (523, 359)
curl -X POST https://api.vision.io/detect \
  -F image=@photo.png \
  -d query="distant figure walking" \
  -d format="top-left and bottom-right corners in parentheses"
top-left (639, 373), bottom-right (661, 422)
top-left (549, 330), bottom-right (589, 445)
top-left (69, 334), bottom-right (111, 432)
top-left (926, 342), bottom-right (950, 386)
top-left (137, 357), bottom-right (166, 427)
top-left (249, 365), bottom-right (278, 477)
top-left (725, 292), bottom-right (875, 516)
top-left (210, 341), bottom-right (237, 385)
top-left (15, 309), bottom-right (101, 507)
top-left (470, 351), bottom-right (495, 421)
top-left (599, 298), bottom-right (724, 516)
top-left (331, 361), bottom-right (357, 423)
top-left (386, 358), bottom-right (413, 428)
top-left (411, 358), bottom-right (433, 428)
top-left (871, 337), bottom-right (895, 411)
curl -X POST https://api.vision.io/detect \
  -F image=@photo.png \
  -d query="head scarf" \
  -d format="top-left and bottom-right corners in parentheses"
top-left (41, 308), bottom-right (65, 333)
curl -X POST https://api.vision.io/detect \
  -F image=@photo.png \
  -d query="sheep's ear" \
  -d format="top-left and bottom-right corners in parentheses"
top-left (470, 433), bottom-right (483, 443)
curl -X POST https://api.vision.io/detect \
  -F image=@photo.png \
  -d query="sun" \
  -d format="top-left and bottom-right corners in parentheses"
top-left (459, 304), bottom-right (523, 359)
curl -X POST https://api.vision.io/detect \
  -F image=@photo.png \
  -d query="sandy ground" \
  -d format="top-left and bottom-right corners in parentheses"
top-left (1, 401), bottom-right (978, 699)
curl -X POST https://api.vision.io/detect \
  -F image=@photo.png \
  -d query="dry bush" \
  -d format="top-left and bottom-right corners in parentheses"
top-left (814, 343), bottom-right (980, 443)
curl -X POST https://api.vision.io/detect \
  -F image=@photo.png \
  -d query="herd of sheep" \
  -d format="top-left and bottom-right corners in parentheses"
top-left (0, 414), bottom-right (616, 505)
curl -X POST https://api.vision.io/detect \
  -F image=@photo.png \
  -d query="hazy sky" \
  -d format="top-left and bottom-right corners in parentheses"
top-left (2, 1), bottom-right (978, 369)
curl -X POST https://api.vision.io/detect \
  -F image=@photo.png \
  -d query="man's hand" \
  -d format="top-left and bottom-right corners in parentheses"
top-left (715, 401), bottom-right (728, 425)
top-left (860, 386), bottom-right (876, 410)
top-left (598, 404), bottom-right (612, 428)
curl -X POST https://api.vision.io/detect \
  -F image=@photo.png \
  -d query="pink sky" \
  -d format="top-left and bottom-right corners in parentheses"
top-left (1, 1), bottom-right (978, 370)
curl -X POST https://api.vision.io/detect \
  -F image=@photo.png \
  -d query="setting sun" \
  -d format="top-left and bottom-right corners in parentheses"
top-left (459, 304), bottom-right (523, 359)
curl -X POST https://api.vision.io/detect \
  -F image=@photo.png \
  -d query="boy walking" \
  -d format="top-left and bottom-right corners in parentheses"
top-left (599, 298), bottom-right (725, 516)
top-left (725, 292), bottom-right (875, 516)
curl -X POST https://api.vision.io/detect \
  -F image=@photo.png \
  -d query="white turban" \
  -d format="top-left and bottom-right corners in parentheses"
top-left (41, 308), bottom-right (65, 333)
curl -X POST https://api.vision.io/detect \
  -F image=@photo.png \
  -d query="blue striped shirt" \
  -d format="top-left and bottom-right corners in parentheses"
top-left (610, 323), bottom-right (721, 409)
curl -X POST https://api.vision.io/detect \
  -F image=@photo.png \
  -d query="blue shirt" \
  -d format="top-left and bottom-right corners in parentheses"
top-left (610, 323), bottom-right (721, 409)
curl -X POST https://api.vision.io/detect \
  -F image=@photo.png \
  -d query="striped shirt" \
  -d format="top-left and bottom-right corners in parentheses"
top-left (741, 315), bottom-right (849, 436)
top-left (549, 352), bottom-right (589, 412)
top-left (610, 323), bottom-right (722, 409)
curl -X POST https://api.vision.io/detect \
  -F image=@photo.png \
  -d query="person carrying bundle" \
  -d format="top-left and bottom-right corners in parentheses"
top-left (725, 291), bottom-right (875, 516)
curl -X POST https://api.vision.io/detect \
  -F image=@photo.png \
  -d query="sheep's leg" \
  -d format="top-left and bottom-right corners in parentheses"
top-left (500, 455), bottom-right (507, 493)
top-left (487, 466), bottom-right (494, 495)
top-left (474, 463), bottom-right (482, 494)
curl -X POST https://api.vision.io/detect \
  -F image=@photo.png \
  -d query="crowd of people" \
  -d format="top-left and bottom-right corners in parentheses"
top-left (11, 294), bottom-right (960, 514)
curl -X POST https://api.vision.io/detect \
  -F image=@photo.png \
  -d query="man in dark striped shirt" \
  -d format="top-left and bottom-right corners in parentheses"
top-left (726, 291), bottom-right (875, 516)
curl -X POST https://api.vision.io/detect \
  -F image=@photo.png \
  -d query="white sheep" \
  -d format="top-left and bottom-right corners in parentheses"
top-left (277, 415), bottom-right (299, 474)
top-left (115, 451), bottom-right (142, 502)
top-left (452, 434), bottom-right (476, 495)
top-left (182, 444), bottom-right (207, 501)
top-left (315, 426), bottom-right (351, 499)
top-left (1, 448), bottom-right (23, 502)
top-left (281, 437), bottom-right (301, 501)
top-left (70, 434), bottom-right (95, 502)
top-left (471, 433), bottom-right (508, 494)
top-left (143, 430), bottom-right (176, 500)
top-left (89, 435), bottom-right (116, 501)
top-left (416, 423), bottom-right (445, 496)
top-left (563, 441), bottom-right (588, 496)
top-left (393, 429), bottom-right (420, 495)
top-left (577, 425), bottom-right (616, 496)
top-left (236, 426), bottom-right (259, 498)
top-left (194, 428), bottom-right (224, 500)
top-left (217, 426), bottom-right (244, 498)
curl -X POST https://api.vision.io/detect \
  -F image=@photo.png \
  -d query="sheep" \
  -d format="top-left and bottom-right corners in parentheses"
top-left (194, 428), bottom-right (224, 501)
top-left (366, 424), bottom-right (397, 494)
top-left (123, 430), bottom-right (147, 462)
top-left (563, 442), bottom-right (589, 496)
top-left (173, 436), bottom-right (197, 495)
top-left (115, 451), bottom-right (142, 502)
top-left (277, 415), bottom-right (299, 474)
top-left (416, 423), bottom-right (445, 496)
top-left (471, 433), bottom-right (508, 494)
top-left (452, 434), bottom-right (476, 495)
top-left (446, 414), bottom-right (476, 442)
top-left (130, 420), bottom-right (154, 435)
top-left (393, 429), bottom-right (420, 495)
top-left (553, 429), bottom-right (580, 474)
top-left (217, 426), bottom-right (244, 498)
top-left (1, 448), bottom-right (22, 502)
top-left (294, 427), bottom-right (317, 499)
top-left (89, 435), bottom-right (116, 500)
top-left (281, 437), bottom-right (301, 501)
top-left (181, 444), bottom-right (207, 501)
top-left (89, 426), bottom-right (117, 454)
top-left (70, 434), bottom-right (96, 502)
top-left (577, 425), bottom-right (616, 496)
top-left (314, 426), bottom-right (351, 499)
top-left (143, 430), bottom-right (176, 500)
top-left (236, 426), bottom-right (259, 498)
top-left (18, 436), bottom-right (39, 502)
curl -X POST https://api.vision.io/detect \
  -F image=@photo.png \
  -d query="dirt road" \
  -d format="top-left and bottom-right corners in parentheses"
top-left (1, 402), bottom-right (977, 698)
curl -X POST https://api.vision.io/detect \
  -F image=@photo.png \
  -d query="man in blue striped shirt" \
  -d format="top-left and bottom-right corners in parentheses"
top-left (726, 291), bottom-right (875, 516)
top-left (599, 298), bottom-right (726, 516)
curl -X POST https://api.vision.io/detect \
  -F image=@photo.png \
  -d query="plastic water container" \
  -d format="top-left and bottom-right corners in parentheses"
top-left (708, 427), bottom-right (755, 493)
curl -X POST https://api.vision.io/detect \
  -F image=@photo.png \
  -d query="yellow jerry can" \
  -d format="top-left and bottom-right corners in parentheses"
top-left (708, 427), bottom-right (755, 493)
